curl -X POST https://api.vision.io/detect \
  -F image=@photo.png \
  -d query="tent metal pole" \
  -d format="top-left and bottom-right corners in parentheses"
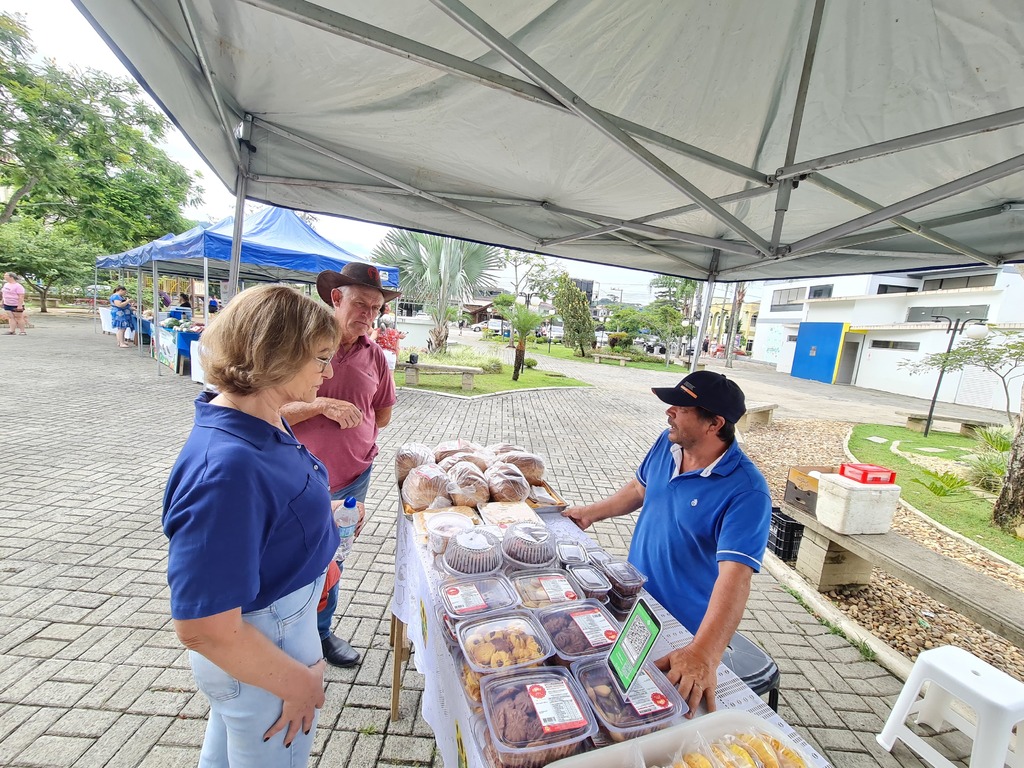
top-left (543, 203), bottom-right (761, 257)
top-left (778, 106), bottom-right (1024, 181)
top-left (238, 0), bottom-right (767, 185)
top-left (770, 0), bottom-right (825, 253)
top-left (93, 261), bottom-right (98, 335)
top-left (177, 0), bottom-right (242, 165)
top-left (153, 260), bottom-right (162, 377)
top-left (256, 118), bottom-right (540, 243)
top-left (693, 255), bottom-right (718, 373)
top-left (542, 186), bottom-right (775, 248)
top-left (228, 115), bottom-right (253, 298)
top-left (807, 174), bottom-right (998, 265)
top-left (428, 0), bottom-right (772, 254)
top-left (787, 152), bottom-right (1024, 258)
top-left (203, 257), bottom-right (209, 322)
top-left (137, 266), bottom-right (144, 356)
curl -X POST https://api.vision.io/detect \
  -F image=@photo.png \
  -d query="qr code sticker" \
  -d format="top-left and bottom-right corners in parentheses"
top-left (623, 619), bottom-right (651, 663)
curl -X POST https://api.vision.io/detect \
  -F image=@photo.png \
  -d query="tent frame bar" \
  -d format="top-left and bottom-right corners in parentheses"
top-left (777, 105), bottom-right (1024, 181)
top-left (254, 118), bottom-right (540, 244)
top-left (788, 152), bottom-right (1024, 259)
top-left (428, 0), bottom-right (773, 254)
top-left (237, 0), bottom-right (767, 186)
top-left (250, 173), bottom-right (540, 206)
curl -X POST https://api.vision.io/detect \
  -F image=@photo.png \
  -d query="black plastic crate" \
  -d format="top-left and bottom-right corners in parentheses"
top-left (768, 506), bottom-right (803, 562)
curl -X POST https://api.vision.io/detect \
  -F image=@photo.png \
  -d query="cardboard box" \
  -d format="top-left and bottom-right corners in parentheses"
top-left (783, 465), bottom-right (837, 515)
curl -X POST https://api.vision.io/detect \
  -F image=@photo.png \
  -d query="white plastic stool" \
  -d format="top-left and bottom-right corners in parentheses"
top-left (877, 645), bottom-right (1024, 768)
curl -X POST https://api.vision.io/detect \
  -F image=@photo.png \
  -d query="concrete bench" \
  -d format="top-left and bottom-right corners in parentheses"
top-left (592, 353), bottom-right (629, 366)
top-left (395, 362), bottom-right (484, 391)
top-left (781, 503), bottom-right (1024, 649)
top-left (736, 403), bottom-right (778, 432)
top-left (896, 410), bottom-right (1001, 437)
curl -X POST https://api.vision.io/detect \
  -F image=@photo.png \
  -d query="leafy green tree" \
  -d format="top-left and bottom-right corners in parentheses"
top-left (553, 273), bottom-right (594, 356)
top-left (649, 275), bottom-right (698, 311)
top-left (0, 13), bottom-right (199, 251)
top-left (0, 217), bottom-right (94, 311)
top-left (506, 302), bottom-right (546, 380)
top-left (373, 231), bottom-right (503, 352)
top-left (639, 304), bottom-right (684, 367)
top-left (606, 306), bottom-right (645, 337)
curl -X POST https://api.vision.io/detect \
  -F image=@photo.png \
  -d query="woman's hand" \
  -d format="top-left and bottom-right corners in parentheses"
top-left (263, 659), bottom-right (326, 746)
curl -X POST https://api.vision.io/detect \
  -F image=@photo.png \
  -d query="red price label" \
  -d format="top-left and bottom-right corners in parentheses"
top-left (446, 587), bottom-right (459, 595)
top-left (604, 629), bottom-right (619, 641)
top-left (565, 590), bottom-right (577, 600)
top-left (652, 693), bottom-right (668, 708)
top-left (528, 684), bottom-right (547, 700)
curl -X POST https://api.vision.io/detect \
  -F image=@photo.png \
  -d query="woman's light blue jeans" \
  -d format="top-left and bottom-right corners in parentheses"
top-left (190, 573), bottom-right (325, 768)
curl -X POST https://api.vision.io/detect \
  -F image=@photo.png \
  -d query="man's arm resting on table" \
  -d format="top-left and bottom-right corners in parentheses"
top-left (655, 561), bottom-right (753, 717)
top-left (562, 478), bottom-right (645, 530)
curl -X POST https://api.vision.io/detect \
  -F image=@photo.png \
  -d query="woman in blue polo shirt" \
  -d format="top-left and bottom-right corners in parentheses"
top-left (163, 284), bottom-right (340, 767)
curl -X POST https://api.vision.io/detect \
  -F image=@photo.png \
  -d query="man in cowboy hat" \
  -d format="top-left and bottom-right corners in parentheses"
top-left (563, 370), bottom-right (771, 717)
top-left (282, 262), bottom-right (401, 668)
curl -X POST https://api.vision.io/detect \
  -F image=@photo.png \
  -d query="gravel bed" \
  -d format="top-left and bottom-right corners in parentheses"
top-left (743, 419), bottom-right (1024, 682)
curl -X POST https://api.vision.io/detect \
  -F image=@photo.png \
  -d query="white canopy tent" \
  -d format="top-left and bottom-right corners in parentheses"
top-left (72, 1), bottom-right (1024, 291)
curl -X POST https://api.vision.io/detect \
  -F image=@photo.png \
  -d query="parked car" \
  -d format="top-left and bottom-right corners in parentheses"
top-left (470, 323), bottom-right (484, 332)
top-left (548, 325), bottom-right (565, 340)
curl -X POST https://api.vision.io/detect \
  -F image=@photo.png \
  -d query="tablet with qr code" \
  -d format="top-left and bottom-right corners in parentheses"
top-left (607, 597), bottom-right (662, 697)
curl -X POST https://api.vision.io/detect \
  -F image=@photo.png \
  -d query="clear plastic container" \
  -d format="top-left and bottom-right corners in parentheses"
top-left (442, 527), bottom-right (502, 575)
top-left (457, 610), bottom-right (553, 675)
top-left (510, 569), bottom-right (583, 609)
top-left (426, 512), bottom-right (475, 554)
top-left (501, 522), bottom-right (556, 569)
top-left (535, 599), bottom-right (620, 665)
top-left (480, 666), bottom-right (597, 767)
top-left (451, 645), bottom-right (483, 710)
top-left (567, 564), bottom-right (612, 601)
top-left (607, 586), bottom-right (641, 615)
top-left (438, 573), bottom-right (519, 620)
top-left (434, 603), bottom-right (460, 646)
top-left (572, 657), bottom-right (685, 743)
top-left (556, 540), bottom-right (589, 567)
top-left (598, 558), bottom-right (647, 596)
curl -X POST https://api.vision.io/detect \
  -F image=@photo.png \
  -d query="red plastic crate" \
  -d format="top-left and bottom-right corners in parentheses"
top-left (839, 463), bottom-right (896, 484)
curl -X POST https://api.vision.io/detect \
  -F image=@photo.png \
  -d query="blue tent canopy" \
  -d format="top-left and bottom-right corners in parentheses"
top-left (96, 207), bottom-right (399, 288)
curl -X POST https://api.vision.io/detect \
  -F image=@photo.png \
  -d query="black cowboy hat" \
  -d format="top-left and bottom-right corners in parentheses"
top-left (316, 262), bottom-right (401, 305)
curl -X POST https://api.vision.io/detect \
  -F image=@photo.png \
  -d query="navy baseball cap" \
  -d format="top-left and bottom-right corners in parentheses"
top-left (652, 370), bottom-right (746, 424)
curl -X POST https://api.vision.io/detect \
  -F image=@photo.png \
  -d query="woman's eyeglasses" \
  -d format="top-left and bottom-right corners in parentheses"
top-left (314, 355), bottom-right (333, 373)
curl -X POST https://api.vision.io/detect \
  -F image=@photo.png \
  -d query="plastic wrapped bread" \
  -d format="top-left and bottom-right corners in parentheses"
top-left (447, 461), bottom-right (490, 507)
top-left (484, 462), bottom-right (531, 503)
top-left (434, 439), bottom-right (484, 463)
top-left (486, 442), bottom-right (524, 455)
top-left (495, 451), bottom-right (546, 485)
top-left (401, 464), bottom-right (453, 511)
top-left (395, 442), bottom-right (434, 484)
top-left (439, 451), bottom-right (493, 473)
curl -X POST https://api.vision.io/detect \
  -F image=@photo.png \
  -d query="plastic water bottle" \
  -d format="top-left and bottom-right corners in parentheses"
top-left (334, 496), bottom-right (359, 562)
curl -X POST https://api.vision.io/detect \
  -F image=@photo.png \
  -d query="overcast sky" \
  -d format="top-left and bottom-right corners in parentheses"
top-left (7, 1), bottom-right (759, 305)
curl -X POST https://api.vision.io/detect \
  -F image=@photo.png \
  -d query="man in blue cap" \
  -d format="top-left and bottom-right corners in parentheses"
top-left (564, 370), bottom-right (771, 716)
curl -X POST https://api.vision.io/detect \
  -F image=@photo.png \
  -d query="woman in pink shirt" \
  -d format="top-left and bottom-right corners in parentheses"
top-left (2, 273), bottom-right (27, 336)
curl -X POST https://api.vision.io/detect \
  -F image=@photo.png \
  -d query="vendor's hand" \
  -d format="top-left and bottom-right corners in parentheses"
top-left (655, 645), bottom-right (718, 718)
top-left (263, 659), bottom-right (326, 747)
top-left (317, 397), bottom-right (362, 429)
top-left (562, 505), bottom-right (600, 531)
top-left (354, 501), bottom-right (366, 538)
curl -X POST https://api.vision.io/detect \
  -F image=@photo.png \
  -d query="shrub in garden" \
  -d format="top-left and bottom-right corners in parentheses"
top-left (524, 358), bottom-right (538, 368)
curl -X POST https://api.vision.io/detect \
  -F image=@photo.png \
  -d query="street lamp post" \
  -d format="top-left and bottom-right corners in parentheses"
top-left (923, 315), bottom-right (989, 437)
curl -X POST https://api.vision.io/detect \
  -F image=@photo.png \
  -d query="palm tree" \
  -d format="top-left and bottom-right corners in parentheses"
top-left (372, 231), bottom-right (503, 352)
top-left (506, 302), bottom-right (546, 380)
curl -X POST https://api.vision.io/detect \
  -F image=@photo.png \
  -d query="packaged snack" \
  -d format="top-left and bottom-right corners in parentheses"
top-left (556, 540), bottom-right (589, 567)
top-left (395, 442), bottom-right (434, 484)
top-left (536, 600), bottom-right (620, 665)
top-left (567, 564), bottom-right (612, 601)
top-left (439, 573), bottom-right (520, 619)
top-left (478, 501), bottom-right (541, 528)
top-left (480, 667), bottom-right (596, 767)
top-left (452, 645), bottom-right (484, 709)
top-left (442, 527), bottom-right (503, 575)
top-left (439, 451), bottom-right (493, 473)
top-left (502, 522), bottom-right (556, 569)
top-left (457, 610), bottom-right (553, 675)
top-left (494, 450), bottom-right (546, 484)
top-left (401, 464), bottom-right (453, 511)
top-left (485, 442), bottom-right (524, 455)
top-left (573, 658), bottom-right (685, 742)
top-left (447, 461), bottom-right (490, 507)
top-left (510, 569), bottom-right (582, 609)
top-left (598, 558), bottom-right (648, 596)
top-left (426, 512), bottom-right (475, 554)
top-left (485, 462), bottom-right (531, 503)
top-left (435, 603), bottom-right (460, 646)
top-left (434, 438), bottom-right (484, 463)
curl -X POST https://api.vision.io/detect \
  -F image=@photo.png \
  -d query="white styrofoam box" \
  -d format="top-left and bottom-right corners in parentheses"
top-left (815, 473), bottom-right (901, 535)
top-left (547, 709), bottom-right (821, 768)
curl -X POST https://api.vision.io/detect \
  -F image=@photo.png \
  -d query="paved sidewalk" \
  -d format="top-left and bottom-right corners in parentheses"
top-left (1, 315), bottom-right (983, 767)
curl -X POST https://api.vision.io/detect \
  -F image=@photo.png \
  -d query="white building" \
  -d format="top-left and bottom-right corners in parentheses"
top-left (751, 268), bottom-right (1024, 415)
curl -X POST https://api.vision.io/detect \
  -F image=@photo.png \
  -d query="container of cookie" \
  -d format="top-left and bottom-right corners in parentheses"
top-left (566, 564), bottom-right (612, 602)
top-left (607, 586), bottom-right (641, 616)
top-left (598, 558), bottom-right (647, 596)
top-left (480, 666), bottom-right (597, 767)
top-left (442, 527), bottom-right (503, 575)
top-left (509, 569), bottom-right (583, 609)
top-left (501, 521), bottom-right (556, 570)
top-left (572, 657), bottom-right (686, 742)
top-left (555, 540), bottom-right (589, 567)
top-left (457, 610), bottom-right (553, 676)
top-left (451, 645), bottom-right (484, 711)
top-left (586, 548), bottom-right (614, 569)
top-left (438, 573), bottom-right (519, 621)
top-left (535, 599), bottom-right (620, 666)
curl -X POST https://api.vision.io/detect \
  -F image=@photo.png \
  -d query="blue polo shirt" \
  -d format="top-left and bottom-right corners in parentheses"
top-left (628, 430), bottom-right (771, 633)
top-left (163, 392), bottom-right (339, 620)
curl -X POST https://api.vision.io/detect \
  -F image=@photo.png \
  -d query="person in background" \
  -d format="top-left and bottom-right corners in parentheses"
top-left (163, 284), bottom-right (340, 766)
top-left (563, 371), bottom-right (771, 716)
top-left (3, 272), bottom-right (27, 336)
top-left (208, 296), bottom-right (220, 313)
top-left (178, 293), bottom-right (192, 309)
top-left (109, 286), bottom-right (137, 348)
top-left (282, 263), bottom-right (401, 668)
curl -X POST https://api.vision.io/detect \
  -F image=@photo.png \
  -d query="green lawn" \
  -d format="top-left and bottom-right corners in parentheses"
top-left (848, 424), bottom-right (1024, 566)
top-left (519, 339), bottom-right (691, 373)
top-left (394, 366), bottom-right (588, 396)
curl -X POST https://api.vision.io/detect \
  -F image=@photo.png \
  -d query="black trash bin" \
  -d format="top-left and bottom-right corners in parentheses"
top-left (721, 631), bottom-right (780, 711)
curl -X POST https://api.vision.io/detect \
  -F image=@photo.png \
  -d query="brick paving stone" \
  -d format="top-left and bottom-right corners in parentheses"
top-left (381, 733), bottom-right (435, 764)
top-left (48, 709), bottom-right (120, 739)
top-left (135, 745), bottom-right (199, 768)
top-left (13, 735), bottom-right (93, 768)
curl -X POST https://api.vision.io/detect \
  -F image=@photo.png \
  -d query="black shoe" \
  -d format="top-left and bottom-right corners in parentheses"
top-left (321, 634), bottom-right (361, 668)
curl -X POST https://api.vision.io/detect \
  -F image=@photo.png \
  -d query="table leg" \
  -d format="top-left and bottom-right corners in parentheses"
top-left (390, 615), bottom-right (409, 720)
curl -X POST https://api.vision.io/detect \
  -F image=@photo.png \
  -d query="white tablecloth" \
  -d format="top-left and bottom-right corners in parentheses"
top-left (392, 512), bottom-right (829, 768)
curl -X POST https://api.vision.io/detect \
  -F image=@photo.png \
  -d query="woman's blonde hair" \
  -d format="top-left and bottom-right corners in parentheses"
top-left (201, 284), bottom-right (338, 394)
